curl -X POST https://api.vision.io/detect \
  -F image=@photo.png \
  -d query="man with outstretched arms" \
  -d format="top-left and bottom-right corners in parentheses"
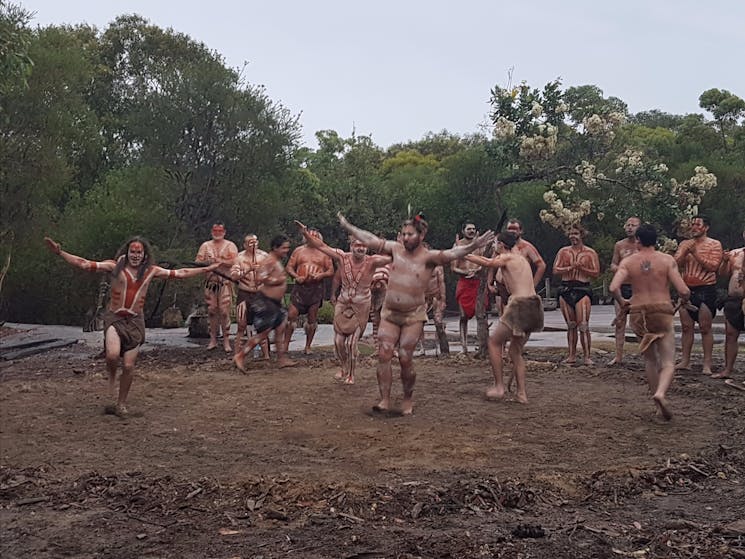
top-left (338, 212), bottom-right (494, 415)
top-left (674, 215), bottom-right (723, 375)
top-left (233, 235), bottom-right (296, 371)
top-left (466, 231), bottom-right (544, 404)
top-left (451, 222), bottom-right (483, 354)
top-left (230, 234), bottom-right (269, 357)
top-left (712, 228), bottom-right (745, 382)
top-left (44, 236), bottom-right (218, 417)
top-left (608, 216), bottom-right (641, 365)
top-left (552, 224), bottom-right (601, 365)
top-left (284, 229), bottom-right (334, 355)
top-left (610, 223), bottom-right (691, 420)
top-left (296, 221), bottom-right (391, 384)
top-left (196, 222), bottom-right (239, 352)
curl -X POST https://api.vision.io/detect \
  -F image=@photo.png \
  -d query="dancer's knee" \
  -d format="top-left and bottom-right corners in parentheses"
top-left (578, 322), bottom-right (589, 333)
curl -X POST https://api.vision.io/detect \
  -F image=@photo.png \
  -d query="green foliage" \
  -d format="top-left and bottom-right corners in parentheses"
top-left (316, 301), bottom-right (335, 324)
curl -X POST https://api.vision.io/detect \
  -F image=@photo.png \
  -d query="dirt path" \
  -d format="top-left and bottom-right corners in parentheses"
top-left (1, 343), bottom-right (743, 558)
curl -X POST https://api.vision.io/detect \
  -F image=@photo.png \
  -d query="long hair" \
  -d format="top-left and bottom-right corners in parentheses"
top-left (113, 236), bottom-right (154, 281)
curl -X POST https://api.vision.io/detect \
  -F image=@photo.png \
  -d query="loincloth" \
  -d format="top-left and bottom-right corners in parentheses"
top-left (250, 293), bottom-right (287, 334)
top-left (381, 304), bottom-right (428, 327)
top-left (629, 301), bottom-right (674, 353)
top-left (557, 281), bottom-right (593, 310)
top-left (500, 295), bottom-right (544, 337)
top-left (685, 284), bottom-right (718, 323)
top-left (236, 290), bottom-right (259, 325)
top-left (290, 281), bottom-right (325, 315)
top-left (103, 310), bottom-right (146, 355)
top-left (723, 295), bottom-right (744, 332)
top-left (456, 277), bottom-right (480, 319)
top-left (334, 298), bottom-right (372, 335)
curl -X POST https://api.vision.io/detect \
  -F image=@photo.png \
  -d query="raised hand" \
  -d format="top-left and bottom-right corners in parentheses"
top-left (44, 236), bottom-right (61, 255)
top-left (475, 230), bottom-right (495, 248)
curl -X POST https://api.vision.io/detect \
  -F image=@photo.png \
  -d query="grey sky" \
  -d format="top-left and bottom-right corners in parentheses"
top-left (21, 0), bottom-right (745, 149)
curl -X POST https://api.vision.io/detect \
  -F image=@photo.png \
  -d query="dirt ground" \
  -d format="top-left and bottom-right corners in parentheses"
top-left (1, 332), bottom-right (744, 559)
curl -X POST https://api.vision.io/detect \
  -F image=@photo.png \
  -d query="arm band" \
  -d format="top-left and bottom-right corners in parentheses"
top-left (169, 270), bottom-right (177, 279)
top-left (87, 262), bottom-right (98, 271)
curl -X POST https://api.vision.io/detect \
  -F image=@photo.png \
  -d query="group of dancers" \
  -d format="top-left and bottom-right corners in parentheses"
top-left (44, 213), bottom-right (744, 420)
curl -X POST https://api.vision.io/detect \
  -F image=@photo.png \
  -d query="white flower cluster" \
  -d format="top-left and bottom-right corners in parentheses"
top-left (519, 124), bottom-right (558, 159)
top-left (653, 163), bottom-right (668, 174)
top-left (530, 101), bottom-right (543, 117)
top-left (575, 160), bottom-right (597, 188)
top-left (493, 116), bottom-right (517, 140)
top-left (556, 100), bottom-right (569, 114)
top-left (640, 180), bottom-right (663, 199)
top-left (614, 149), bottom-right (644, 174)
top-left (671, 166), bottom-right (717, 219)
top-left (581, 113), bottom-right (620, 142)
top-left (540, 190), bottom-right (592, 232)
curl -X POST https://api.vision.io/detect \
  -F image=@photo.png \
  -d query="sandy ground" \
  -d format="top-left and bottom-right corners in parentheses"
top-left (1, 319), bottom-right (744, 558)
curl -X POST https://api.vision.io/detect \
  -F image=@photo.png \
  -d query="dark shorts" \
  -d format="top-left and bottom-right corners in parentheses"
top-left (685, 284), bottom-right (718, 323)
top-left (237, 290), bottom-right (259, 325)
top-left (290, 281), bottom-right (325, 315)
top-left (723, 296), bottom-right (744, 332)
top-left (557, 281), bottom-right (593, 310)
top-left (620, 284), bottom-right (632, 300)
top-left (251, 293), bottom-right (287, 334)
top-left (103, 310), bottom-right (146, 355)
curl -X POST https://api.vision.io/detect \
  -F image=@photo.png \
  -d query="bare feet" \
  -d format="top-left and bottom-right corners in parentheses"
top-left (303, 348), bottom-right (313, 355)
top-left (207, 341), bottom-right (218, 351)
top-left (675, 361), bottom-right (691, 371)
top-left (233, 354), bottom-right (247, 373)
top-left (702, 366), bottom-right (713, 376)
top-left (607, 357), bottom-right (623, 366)
top-left (562, 357), bottom-right (576, 365)
top-left (710, 370), bottom-right (731, 379)
top-left (400, 399), bottom-right (414, 416)
top-left (583, 357), bottom-right (594, 366)
top-left (344, 376), bottom-right (355, 385)
top-left (278, 357), bottom-right (297, 368)
top-left (652, 394), bottom-right (672, 421)
top-left (515, 391), bottom-right (528, 404)
top-left (334, 370), bottom-right (344, 380)
top-left (372, 400), bottom-right (390, 413)
top-left (223, 343), bottom-right (232, 353)
top-left (486, 385), bottom-right (506, 400)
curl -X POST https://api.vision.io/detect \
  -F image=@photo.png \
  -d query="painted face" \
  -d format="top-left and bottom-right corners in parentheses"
top-left (624, 218), bottom-right (641, 238)
top-left (351, 240), bottom-right (367, 257)
top-left (506, 222), bottom-right (522, 239)
top-left (690, 218), bottom-right (707, 238)
top-left (401, 225), bottom-right (421, 252)
top-left (463, 224), bottom-right (477, 240)
top-left (244, 235), bottom-right (258, 250)
top-left (127, 242), bottom-right (145, 267)
top-left (211, 225), bottom-right (226, 240)
top-left (568, 229), bottom-right (582, 245)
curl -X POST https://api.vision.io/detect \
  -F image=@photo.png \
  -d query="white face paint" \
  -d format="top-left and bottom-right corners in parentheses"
top-left (128, 243), bottom-right (145, 267)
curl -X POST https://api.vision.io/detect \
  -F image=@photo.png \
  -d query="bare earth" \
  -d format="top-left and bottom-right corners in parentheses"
top-left (1, 335), bottom-right (744, 558)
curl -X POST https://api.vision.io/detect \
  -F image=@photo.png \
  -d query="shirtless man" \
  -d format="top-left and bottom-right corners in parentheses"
top-left (465, 231), bottom-right (544, 403)
top-left (610, 223), bottom-right (691, 420)
top-left (233, 235), bottom-right (296, 371)
top-left (451, 222), bottom-right (483, 353)
top-left (338, 213), bottom-right (494, 415)
top-left (284, 229), bottom-right (334, 355)
top-left (45, 236), bottom-right (218, 417)
top-left (674, 215), bottom-right (723, 375)
top-left (296, 222), bottom-right (391, 383)
top-left (712, 228), bottom-right (745, 381)
top-left (230, 234), bottom-right (269, 357)
top-left (196, 222), bottom-right (239, 352)
top-left (552, 224), bottom-right (601, 365)
top-left (608, 216), bottom-right (641, 365)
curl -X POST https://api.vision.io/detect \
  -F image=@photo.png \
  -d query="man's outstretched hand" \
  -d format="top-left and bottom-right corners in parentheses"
top-left (44, 236), bottom-right (61, 255)
top-left (474, 230), bottom-right (495, 248)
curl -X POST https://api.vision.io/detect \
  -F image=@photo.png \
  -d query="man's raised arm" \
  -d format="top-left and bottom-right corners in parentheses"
top-left (45, 236), bottom-right (115, 273)
top-left (433, 230), bottom-right (494, 265)
top-left (337, 213), bottom-right (392, 254)
top-left (295, 220), bottom-right (343, 262)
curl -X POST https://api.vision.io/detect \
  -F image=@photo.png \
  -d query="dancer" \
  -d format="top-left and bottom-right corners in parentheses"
top-left (451, 222), bottom-right (483, 353)
top-left (608, 216), bottom-right (641, 365)
top-left (230, 234), bottom-right (269, 357)
top-left (45, 236), bottom-right (218, 417)
top-left (296, 221), bottom-right (391, 383)
top-left (610, 224), bottom-right (691, 420)
top-left (552, 224), bottom-right (601, 365)
top-left (712, 228), bottom-right (745, 382)
top-left (338, 212), bottom-right (493, 415)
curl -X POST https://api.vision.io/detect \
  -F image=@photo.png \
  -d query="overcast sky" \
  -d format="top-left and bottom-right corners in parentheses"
top-left (20, 0), bottom-right (745, 149)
